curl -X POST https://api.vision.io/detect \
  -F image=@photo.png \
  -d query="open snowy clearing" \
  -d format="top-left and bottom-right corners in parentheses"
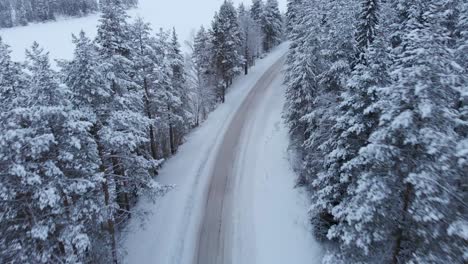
top-left (0, 0), bottom-right (286, 63)
top-left (121, 43), bottom-right (322, 264)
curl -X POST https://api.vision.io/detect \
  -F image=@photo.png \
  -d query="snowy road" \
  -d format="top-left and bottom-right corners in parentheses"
top-left (194, 55), bottom-right (286, 264)
top-left (123, 43), bottom-right (322, 264)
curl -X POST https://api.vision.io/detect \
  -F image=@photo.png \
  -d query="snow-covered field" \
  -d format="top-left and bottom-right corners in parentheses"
top-left (0, 0), bottom-right (286, 63)
top-left (121, 43), bottom-right (322, 264)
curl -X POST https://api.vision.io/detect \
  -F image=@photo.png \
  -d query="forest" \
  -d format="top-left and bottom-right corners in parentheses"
top-left (0, 0), bottom-right (283, 263)
top-left (285, 0), bottom-right (467, 263)
top-left (0, 0), bottom-right (138, 28)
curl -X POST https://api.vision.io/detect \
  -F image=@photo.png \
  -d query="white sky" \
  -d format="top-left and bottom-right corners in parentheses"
top-left (0, 0), bottom-right (287, 62)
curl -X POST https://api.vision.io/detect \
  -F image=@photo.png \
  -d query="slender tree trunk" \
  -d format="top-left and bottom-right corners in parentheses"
top-left (392, 182), bottom-right (413, 264)
top-left (123, 179), bottom-right (130, 217)
top-left (102, 178), bottom-right (118, 264)
top-left (222, 82), bottom-right (226, 103)
top-left (111, 153), bottom-right (129, 219)
top-left (143, 78), bottom-right (158, 159)
top-left (91, 126), bottom-right (118, 264)
top-left (169, 123), bottom-right (176, 155)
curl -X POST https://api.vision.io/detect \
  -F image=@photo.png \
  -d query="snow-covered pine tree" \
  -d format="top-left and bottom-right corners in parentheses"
top-left (210, 0), bottom-right (243, 103)
top-left (0, 38), bottom-right (27, 110)
top-left (261, 0), bottom-right (283, 52)
top-left (128, 18), bottom-right (161, 159)
top-left (59, 31), bottom-right (113, 261)
top-left (0, 42), bottom-right (102, 264)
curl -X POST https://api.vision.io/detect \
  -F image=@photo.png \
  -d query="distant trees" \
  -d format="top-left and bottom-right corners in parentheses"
top-left (186, 0), bottom-right (281, 108)
top-left (261, 0), bottom-right (283, 52)
top-left (0, 0), bottom-right (138, 29)
top-left (210, 0), bottom-right (244, 103)
top-left (238, 3), bottom-right (262, 74)
top-left (186, 26), bottom-right (217, 125)
top-left (285, 0), bottom-right (468, 263)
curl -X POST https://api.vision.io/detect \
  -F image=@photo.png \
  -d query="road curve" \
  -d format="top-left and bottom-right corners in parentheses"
top-left (194, 55), bottom-right (287, 264)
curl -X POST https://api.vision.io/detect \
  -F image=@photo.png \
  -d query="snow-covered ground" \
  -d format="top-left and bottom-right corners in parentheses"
top-left (230, 58), bottom-right (322, 264)
top-left (121, 43), bottom-right (322, 264)
top-left (0, 0), bottom-right (286, 63)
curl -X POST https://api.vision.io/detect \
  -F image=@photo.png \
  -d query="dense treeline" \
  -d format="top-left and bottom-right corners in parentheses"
top-left (186, 0), bottom-right (283, 122)
top-left (285, 0), bottom-right (467, 263)
top-left (0, 0), bottom-right (282, 263)
top-left (0, 0), bottom-right (138, 28)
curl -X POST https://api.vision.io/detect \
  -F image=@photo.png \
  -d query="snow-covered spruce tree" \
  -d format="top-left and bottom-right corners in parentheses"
top-left (250, 0), bottom-right (264, 23)
top-left (261, 0), bottom-right (283, 52)
top-left (210, 0), bottom-right (244, 103)
top-left (0, 42), bottom-right (102, 264)
top-left (315, 0), bottom-right (385, 251)
top-left (323, 1), bottom-right (466, 262)
top-left (285, 0), bottom-right (302, 37)
top-left (354, 0), bottom-right (379, 65)
top-left (167, 28), bottom-right (191, 154)
top-left (297, 0), bottom-right (357, 240)
top-left (284, 0), bottom-right (317, 149)
top-left (238, 3), bottom-right (262, 74)
top-left (324, 35), bottom-right (393, 264)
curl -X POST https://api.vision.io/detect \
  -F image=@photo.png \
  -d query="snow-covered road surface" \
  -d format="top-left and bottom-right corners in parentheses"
top-left (122, 43), bottom-right (322, 264)
top-left (194, 52), bottom-right (286, 264)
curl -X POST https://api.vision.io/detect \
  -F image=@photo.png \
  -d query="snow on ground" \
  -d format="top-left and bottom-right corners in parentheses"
top-left (0, 0), bottom-right (287, 63)
top-left (121, 42), bottom-right (322, 264)
top-left (231, 62), bottom-right (323, 264)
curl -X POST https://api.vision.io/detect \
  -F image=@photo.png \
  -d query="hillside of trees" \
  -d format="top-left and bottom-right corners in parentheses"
top-left (0, 0), bottom-right (138, 28)
top-left (0, 0), bottom-right (283, 263)
top-left (285, 0), bottom-right (467, 263)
